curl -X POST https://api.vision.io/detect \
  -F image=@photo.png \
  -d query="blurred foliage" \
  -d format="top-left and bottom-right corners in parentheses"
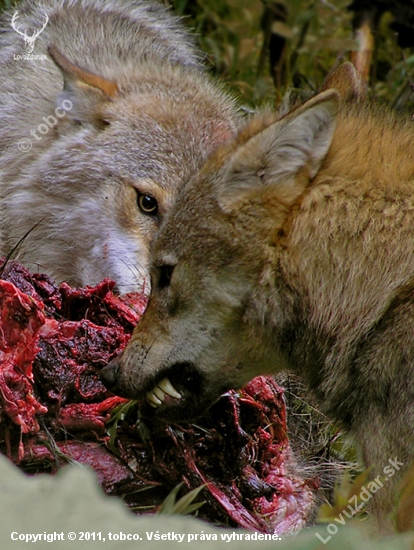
top-left (168, 0), bottom-right (414, 110)
top-left (317, 469), bottom-right (371, 523)
top-left (1, 0), bottom-right (413, 108)
top-left (395, 461), bottom-right (414, 532)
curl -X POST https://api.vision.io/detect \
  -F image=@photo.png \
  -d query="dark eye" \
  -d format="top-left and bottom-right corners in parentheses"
top-left (137, 193), bottom-right (158, 215)
top-left (158, 265), bottom-right (175, 289)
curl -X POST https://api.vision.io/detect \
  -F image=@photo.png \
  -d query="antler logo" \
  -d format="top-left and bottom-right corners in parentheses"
top-left (11, 11), bottom-right (49, 54)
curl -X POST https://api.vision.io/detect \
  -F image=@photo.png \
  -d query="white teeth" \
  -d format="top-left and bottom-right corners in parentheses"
top-left (157, 377), bottom-right (182, 399)
top-left (145, 377), bottom-right (182, 408)
top-left (153, 386), bottom-right (166, 402)
top-left (146, 391), bottom-right (162, 406)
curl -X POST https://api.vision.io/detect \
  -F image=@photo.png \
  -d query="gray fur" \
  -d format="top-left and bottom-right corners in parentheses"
top-left (0, 0), bottom-right (238, 293)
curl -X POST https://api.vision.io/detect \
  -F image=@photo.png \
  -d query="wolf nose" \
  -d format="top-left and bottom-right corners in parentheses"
top-left (100, 358), bottom-right (120, 389)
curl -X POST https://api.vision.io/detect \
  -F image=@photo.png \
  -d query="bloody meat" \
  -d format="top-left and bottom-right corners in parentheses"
top-left (0, 259), bottom-right (316, 535)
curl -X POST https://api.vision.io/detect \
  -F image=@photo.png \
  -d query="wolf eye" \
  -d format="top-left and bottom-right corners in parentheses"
top-left (137, 193), bottom-right (158, 215)
top-left (158, 265), bottom-right (175, 289)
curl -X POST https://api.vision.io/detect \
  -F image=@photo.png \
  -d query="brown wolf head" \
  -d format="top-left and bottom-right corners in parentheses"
top-left (101, 63), bottom-right (414, 533)
top-left (101, 90), bottom-right (340, 419)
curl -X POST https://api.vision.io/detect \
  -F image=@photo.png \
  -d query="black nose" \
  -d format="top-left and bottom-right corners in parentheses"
top-left (100, 357), bottom-right (120, 389)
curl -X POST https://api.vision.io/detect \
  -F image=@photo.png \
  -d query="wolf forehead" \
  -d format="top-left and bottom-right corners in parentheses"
top-left (96, 96), bottom-right (236, 180)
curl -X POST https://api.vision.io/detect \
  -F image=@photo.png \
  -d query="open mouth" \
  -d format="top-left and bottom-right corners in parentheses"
top-left (101, 358), bottom-right (219, 421)
top-left (145, 376), bottom-right (182, 407)
top-left (141, 362), bottom-right (211, 420)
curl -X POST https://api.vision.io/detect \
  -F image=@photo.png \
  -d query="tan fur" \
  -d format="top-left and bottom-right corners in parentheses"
top-left (319, 61), bottom-right (365, 101)
top-left (0, 0), bottom-right (238, 294)
top-left (102, 67), bottom-right (414, 531)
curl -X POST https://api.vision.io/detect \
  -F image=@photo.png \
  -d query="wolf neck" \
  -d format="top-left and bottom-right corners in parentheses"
top-left (263, 104), bottom-right (414, 428)
top-left (320, 103), bottom-right (414, 185)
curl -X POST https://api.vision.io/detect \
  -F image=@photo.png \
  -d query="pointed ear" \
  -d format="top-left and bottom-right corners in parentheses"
top-left (218, 90), bottom-right (339, 210)
top-left (48, 46), bottom-right (120, 128)
top-left (319, 62), bottom-right (365, 101)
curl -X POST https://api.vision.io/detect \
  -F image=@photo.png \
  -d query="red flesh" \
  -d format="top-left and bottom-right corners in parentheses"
top-left (0, 260), bottom-right (316, 535)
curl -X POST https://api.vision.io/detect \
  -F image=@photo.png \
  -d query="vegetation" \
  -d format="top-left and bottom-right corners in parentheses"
top-left (169, 0), bottom-right (414, 110)
top-left (1, 0), bottom-right (412, 107)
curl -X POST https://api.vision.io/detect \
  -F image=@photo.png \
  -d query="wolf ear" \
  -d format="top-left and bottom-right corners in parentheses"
top-left (48, 46), bottom-right (119, 129)
top-left (319, 62), bottom-right (364, 101)
top-left (218, 90), bottom-right (339, 210)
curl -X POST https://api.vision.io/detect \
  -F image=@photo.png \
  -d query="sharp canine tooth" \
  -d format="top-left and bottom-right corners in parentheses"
top-left (153, 386), bottom-right (166, 401)
top-left (158, 377), bottom-right (182, 399)
top-left (146, 391), bottom-right (162, 406)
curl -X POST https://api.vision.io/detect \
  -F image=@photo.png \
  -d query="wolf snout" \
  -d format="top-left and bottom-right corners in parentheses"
top-left (100, 357), bottom-right (120, 390)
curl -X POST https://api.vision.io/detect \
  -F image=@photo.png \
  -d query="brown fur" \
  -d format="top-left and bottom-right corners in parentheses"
top-left (102, 66), bottom-right (414, 531)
